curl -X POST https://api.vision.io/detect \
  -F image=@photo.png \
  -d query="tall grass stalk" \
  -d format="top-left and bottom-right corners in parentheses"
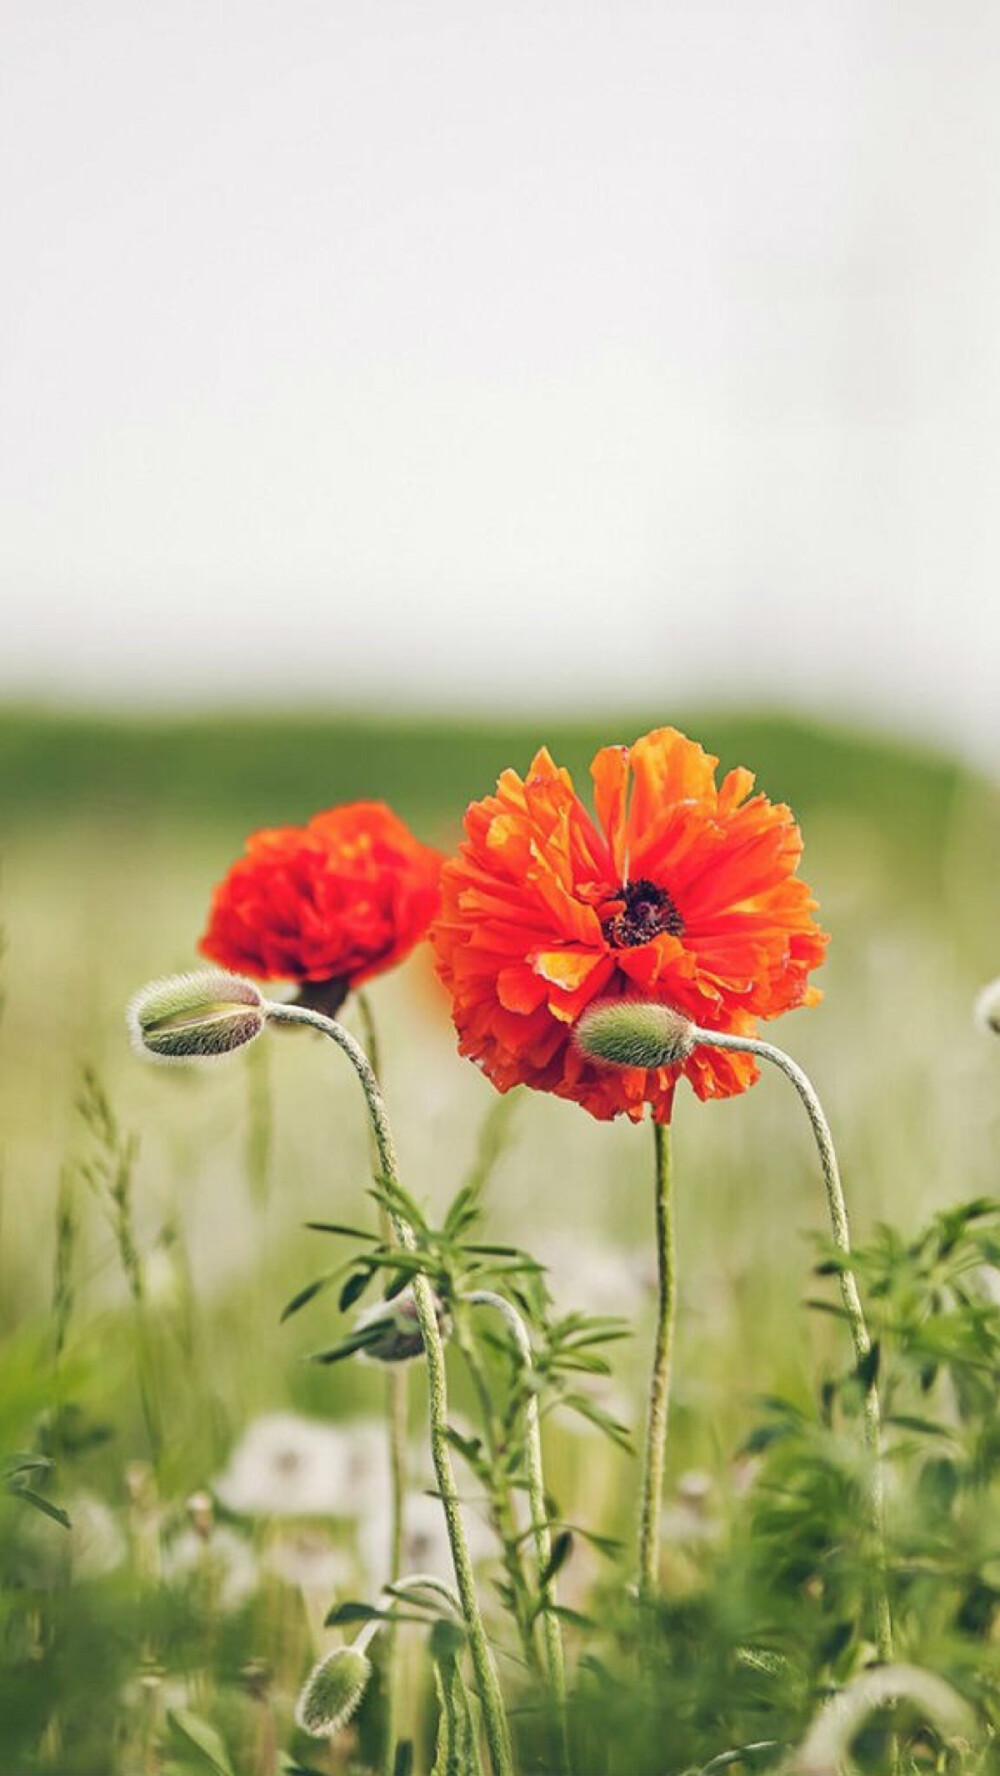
top-left (264, 999), bottom-right (514, 1776)
top-left (76, 1068), bottom-right (163, 1467)
top-left (356, 989), bottom-right (408, 1776)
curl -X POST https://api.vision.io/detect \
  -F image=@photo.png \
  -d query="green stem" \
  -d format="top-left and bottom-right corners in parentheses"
top-left (692, 1024), bottom-right (892, 1664)
top-left (638, 1120), bottom-right (676, 1608)
top-left (452, 1319), bottom-right (540, 1671)
top-left (356, 991), bottom-right (407, 1775)
top-left (264, 1001), bottom-right (514, 1776)
top-left (467, 1290), bottom-right (570, 1774)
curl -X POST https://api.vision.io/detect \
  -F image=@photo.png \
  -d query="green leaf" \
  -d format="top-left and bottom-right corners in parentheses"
top-left (339, 1267), bottom-right (375, 1312)
top-left (558, 1392), bottom-right (633, 1451)
top-left (167, 1708), bottom-right (236, 1776)
top-left (885, 1413), bottom-right (955, 1439)
top-left (307, 1327), bottom-right (382, 1365)
top-left (6, 1485), bottom-right (71, 1528)
top-left (304, 1221), bottom-right (378, 1242)
top-left (325, 1599), bottom-right (393, 1627)
top-left (856, 1341), bottom-right (880, 1389)
top-left (280, 1270), bottom-right (342, 1322)
top-left (539, 1529), bottom-right (573, 1590)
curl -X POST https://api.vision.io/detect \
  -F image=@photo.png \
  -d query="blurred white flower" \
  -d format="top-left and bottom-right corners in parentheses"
top-left (68, 1493), bottom-right (128, 1579)
top-left (213, 1412), bottom-right (388, 1520)
top-left (161, 1523), bottom-right (259, 1612)
top-left (533, 1230), bottom-right (652, 1317)
top-left (358, 1486), bottom-right (495, 1591)
top-left (12, 1491), bottom-right (127, 1588)
top-left (974, 977), bottom-right (1000, 1036)
top-left (660, 1470), bottom-right (721, 1546)
top-left (265, 1527), bottom-right (354, 1595)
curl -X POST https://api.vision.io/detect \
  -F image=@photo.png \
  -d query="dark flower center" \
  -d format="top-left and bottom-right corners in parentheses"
top-left (602, 878), bottom-right (684, 948)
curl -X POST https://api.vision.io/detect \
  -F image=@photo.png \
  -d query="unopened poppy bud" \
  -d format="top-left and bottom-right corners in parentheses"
top-left (575, 999), bottom-right (696, 1070)
top-left (127, 971), bottom-right (265, 1061)
top-left (357, 1285), bottom-right (450, 1364)
top-left (975, 978), bottom-right (1000, 1037)
top-left (295, 1644), bottom-right (372, 1738)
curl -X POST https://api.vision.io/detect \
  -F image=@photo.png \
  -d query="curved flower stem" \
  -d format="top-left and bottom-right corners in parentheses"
top-left (690, 1024), bottom-right (892, 1665)
top-left (264, 1000), bottom-right (514, 1776)
top-left (467, 1289), bottom-right (570, 1774)
top-left (638, 1120), bottom-right (676, 1612)
top-left (355, 990), bottom-right (407, 1776)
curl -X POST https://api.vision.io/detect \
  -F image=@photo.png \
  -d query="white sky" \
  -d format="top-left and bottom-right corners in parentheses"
top-left (2, 1), bottom-right (1000, 763)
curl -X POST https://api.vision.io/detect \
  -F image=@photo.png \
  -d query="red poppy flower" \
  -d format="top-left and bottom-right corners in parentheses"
top-left (431, 728), bottom-right (828, 1122)
top-left (200, 803), bottom-right (443, 1008)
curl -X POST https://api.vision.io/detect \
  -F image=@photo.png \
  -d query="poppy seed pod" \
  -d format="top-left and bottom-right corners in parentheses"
top-left (295, 1644), bottom-right (372, 1738)
top-left (127, 971), bottom-right (265, 1061)
top-left (575, 1000), bottom-right (697, 1071)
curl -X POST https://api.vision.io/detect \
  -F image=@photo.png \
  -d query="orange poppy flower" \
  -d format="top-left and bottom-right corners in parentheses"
top-left (432, 728), bottom-right (827, 1122)
top-left (200, 803), bottom-right (443, 1010)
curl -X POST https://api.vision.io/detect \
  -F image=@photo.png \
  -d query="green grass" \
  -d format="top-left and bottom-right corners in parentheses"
top-left (2, 704), bottom-right (1000, 1773)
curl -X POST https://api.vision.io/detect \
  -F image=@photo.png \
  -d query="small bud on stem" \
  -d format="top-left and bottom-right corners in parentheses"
top-left (575, 1000), bottom-right (696, 1070)
top-left (295, 1644), bottom-right (372, 1738)
top-left (357, 1285), bottom-right (450, 1364)
top-left (128, 972), bottom-right (265, 1061)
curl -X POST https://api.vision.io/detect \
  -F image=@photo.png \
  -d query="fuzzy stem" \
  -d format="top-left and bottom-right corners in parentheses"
top-left (452, 1318), bottom-right (540, 1670)
top-left (638, 1120), bottom-right (676, 1610)
top-left (467, 1290), bottom-right (570, 1774)
top-left (356, 991), bottom-right (407, 1776)
top-left (264, 1001), bottom-right (514, 1776)
top-left (691, 1024), bottom-right (892, 1664)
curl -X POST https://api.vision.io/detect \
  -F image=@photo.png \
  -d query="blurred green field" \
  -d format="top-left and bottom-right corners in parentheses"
top-left (2, 703), bottom-right (998, 1397)
top-left (3, 704), bottom-right (1000, 1772)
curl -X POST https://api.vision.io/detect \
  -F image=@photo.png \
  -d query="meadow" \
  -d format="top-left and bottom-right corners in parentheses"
top-left (2, 705), bottom-right (1000, 1775)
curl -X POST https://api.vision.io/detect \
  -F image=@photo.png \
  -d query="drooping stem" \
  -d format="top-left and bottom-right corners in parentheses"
top-left (638, 1119), bottom-right (677, 1608)
top-left (355, 990), bottom-right (407, 1775)
top-left (264, 1000), bottom-right (514, 1776)
top-left (691, 1024), bottom-right (892, 1663)
top-left (467, 1289), bottom-right (570, 1774)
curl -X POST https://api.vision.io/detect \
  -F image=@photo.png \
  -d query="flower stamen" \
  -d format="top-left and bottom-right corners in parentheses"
top-left (602, 878), bottom-right (684, 948)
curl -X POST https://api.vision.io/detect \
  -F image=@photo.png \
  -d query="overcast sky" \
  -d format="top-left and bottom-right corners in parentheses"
top-left (3, 1), bottom-right (999, 764)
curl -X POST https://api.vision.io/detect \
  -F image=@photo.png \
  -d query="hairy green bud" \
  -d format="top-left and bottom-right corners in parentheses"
top-left (295, 1645), bottom-right (372, 1738)
top-left (575, 999), bottom-right (696, 1070)
top-left (127, 971), bottom-right (265, 1062)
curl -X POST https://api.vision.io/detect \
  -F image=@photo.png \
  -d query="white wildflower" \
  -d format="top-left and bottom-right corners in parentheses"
top-left (161, 1523), bottom-right (259, 1612)
top-left (213, 1412), bottom-right (388, 1520)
